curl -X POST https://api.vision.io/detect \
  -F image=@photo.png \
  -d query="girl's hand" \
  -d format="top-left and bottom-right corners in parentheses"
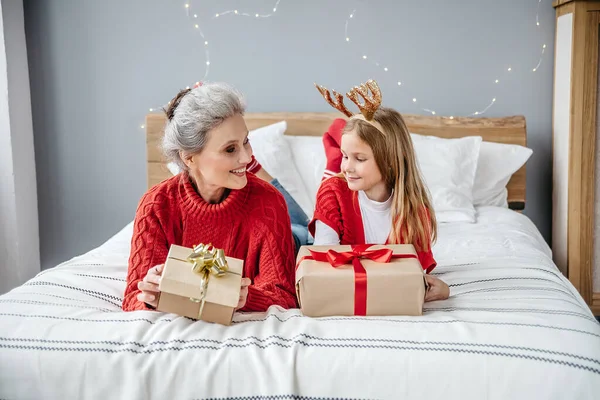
top-left (137, 264), bottom-right (164, 308)
top-left (424, 275), bottom-right (450, 302)
top-left (236, 278), bottom-right (252, 310)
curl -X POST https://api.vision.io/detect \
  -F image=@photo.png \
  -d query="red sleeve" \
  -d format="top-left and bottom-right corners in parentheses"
top-left (122, 194), bottom-right (170, 311)
top-left (246, 155), bottom-right (262, 174)
top-left (418, 249), bottom-right (437, 274)
top-left (242, 191), bottom-right (298, 312)
top-left (417, 207), bottom-right (437, 273)
top-left (308, 178), bottom-right (343, 238)
top-left (322, 118), bottom-right (347, 180)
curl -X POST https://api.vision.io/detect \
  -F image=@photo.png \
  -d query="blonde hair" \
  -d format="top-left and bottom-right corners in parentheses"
top-left (342, 107), bottom-right (437, 250)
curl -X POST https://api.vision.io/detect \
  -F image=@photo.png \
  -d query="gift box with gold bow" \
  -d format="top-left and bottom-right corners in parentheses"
top-left (157, 244), bottom-right (244, 325)
top-left (295, 244), bottom-right (428, 318)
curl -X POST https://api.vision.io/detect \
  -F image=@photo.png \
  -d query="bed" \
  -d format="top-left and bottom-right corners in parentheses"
top-left (1, 112), bottom-right (599, 399)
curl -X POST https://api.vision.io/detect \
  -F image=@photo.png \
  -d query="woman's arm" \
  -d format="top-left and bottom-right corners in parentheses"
top-left (243, 232), bottom-right (299, 312)
top-left (241, 195), bottom-right (298, 312)
top-left (122, 199), bottom-right (170, 311)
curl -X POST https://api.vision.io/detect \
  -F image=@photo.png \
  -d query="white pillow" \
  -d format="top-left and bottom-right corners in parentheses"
top-left (473, 141), bottom-right (533, 207)
top-left (285, 133), bottom-right (485, 223)
top-left (410, 134), bottom-right (482, 223)
top-left (284, 135), bottom-right (326, 215)
top-left (166, 162), bottom-right (180, 176)
top-left (247, 121), bottom-right (313, 217)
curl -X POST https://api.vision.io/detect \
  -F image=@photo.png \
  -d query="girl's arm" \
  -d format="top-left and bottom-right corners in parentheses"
top-left (418, 207), bottom-right (437, 273)
top-left (313, 220), bottom-right (341, 245)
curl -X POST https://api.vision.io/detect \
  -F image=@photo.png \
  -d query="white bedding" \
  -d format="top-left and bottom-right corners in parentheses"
top-left (1, 207), bottom-right (600, 399)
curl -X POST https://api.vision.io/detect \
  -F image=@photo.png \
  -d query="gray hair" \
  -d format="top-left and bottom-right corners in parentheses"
top-left (161, 82), bottom-right (247, 172)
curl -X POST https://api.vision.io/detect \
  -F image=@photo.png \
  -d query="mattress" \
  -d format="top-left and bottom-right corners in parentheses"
top-left (1, 206), bottom-right (599, 399)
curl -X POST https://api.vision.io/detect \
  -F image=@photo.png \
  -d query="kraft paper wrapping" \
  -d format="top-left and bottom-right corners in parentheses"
top-left (295, 244), bottom-right (427, 317)
top-left (157, 244), bottom-right (243, 325)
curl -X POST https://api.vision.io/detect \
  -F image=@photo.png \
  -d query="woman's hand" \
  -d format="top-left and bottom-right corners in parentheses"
top-left (137, 264), bottom-right (164, 308)
top-left (235, 278), bottom-right (252, 311)
top-left (424, 275), bottom-right (450, 302)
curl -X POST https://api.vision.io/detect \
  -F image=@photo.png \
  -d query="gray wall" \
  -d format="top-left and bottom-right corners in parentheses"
top-left (23, 0), bottom-right (556, 270)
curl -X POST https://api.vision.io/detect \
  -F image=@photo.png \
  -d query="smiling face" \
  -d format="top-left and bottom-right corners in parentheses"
top-left (340, 129), bottom-right (386, 195)
top-left (182, 113), bottom-right (253, 198)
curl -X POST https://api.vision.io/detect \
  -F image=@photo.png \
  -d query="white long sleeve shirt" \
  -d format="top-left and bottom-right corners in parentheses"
top-left (313, 190), bottom-right (392, 245)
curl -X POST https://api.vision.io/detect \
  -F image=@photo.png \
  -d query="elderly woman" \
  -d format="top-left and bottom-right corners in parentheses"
top-left (122, 82), bottom-right (298, 312)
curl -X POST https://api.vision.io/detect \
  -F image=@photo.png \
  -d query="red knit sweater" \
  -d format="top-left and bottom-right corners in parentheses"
top-left (122, 173), bottom-right (298, 312)
top-left (309, 177), bottom-right (437, 273)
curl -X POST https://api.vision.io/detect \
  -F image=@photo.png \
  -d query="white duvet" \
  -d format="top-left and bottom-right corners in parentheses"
top-left (1, 207), bottom-right (600, 400)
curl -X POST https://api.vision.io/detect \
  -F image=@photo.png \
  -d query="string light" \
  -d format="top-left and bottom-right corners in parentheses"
top-left (213, 0), bottom-right (281, 19)
top-left (343, 0), bottom-right (549, 116)
top-left (140, 0), bottom-right (282, 129)
top-left (471, 98), bottom-right (497, 116)
top-left (532, 43), bottom-right (547, 72)
top-left (179, 0), bottom-right (210, 82)
top-left (141, 0), bottom-right (549, 130)
top-left (344, 9), bottom-right (356, 48)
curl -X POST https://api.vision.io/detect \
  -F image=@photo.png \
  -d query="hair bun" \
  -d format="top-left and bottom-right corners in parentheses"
top-left (164, 88), bottom-right (192, 121)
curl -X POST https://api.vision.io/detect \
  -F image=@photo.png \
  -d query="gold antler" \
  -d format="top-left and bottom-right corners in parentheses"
top-left (314, 83), bottom-right (353, 118)
top-left (346, 79), bottom-right (382, 121)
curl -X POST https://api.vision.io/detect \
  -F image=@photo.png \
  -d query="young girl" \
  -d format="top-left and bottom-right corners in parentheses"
top-left (309, 79), bottom-right (450, 302)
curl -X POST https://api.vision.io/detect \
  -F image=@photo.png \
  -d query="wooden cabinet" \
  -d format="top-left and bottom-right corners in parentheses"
top-left (552, 0), bottom-right (600, 312)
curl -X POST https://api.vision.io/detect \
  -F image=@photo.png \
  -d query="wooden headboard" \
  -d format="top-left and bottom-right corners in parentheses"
top-left (145, 112), bottom-right (527, 210)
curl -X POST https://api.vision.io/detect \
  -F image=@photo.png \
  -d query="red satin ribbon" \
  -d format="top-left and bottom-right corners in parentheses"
top-left (296, 245), bottom-right (417, 316)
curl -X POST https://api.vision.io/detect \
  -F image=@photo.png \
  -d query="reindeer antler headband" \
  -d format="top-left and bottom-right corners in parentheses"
top-left (315, 79), bottom-right (385, 134)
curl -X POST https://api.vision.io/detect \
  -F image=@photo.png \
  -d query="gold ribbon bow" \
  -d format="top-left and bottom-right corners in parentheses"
top-left (186, 243), bottom-right (229, 304)
top-left (188, 243), bottom-right (229, 277)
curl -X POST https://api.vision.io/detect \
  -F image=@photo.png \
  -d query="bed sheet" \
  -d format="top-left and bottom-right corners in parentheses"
top-left (1, 207), bottom-right (599, 400)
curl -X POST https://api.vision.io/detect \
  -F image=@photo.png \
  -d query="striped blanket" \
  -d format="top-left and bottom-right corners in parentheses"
top-left (1, 207), bottom-right (599, 399)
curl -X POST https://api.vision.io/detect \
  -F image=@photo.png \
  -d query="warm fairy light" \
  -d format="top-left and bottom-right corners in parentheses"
top-left (142, 0), bottom-right (547, 130)
top-left (141, 0), bottom-right (281, 130)
top-left (342, 0), bottom-right (546, 117)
